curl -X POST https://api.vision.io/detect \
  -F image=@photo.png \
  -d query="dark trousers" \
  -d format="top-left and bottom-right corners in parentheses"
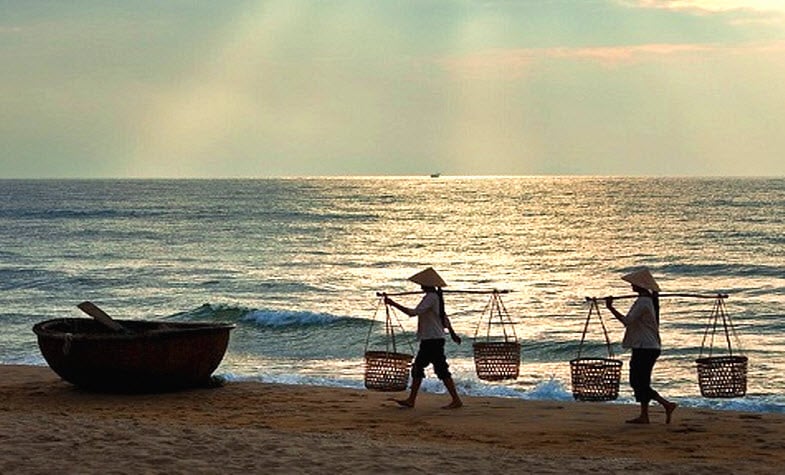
top-left (629, 348), bottom-right (661, 404)
top-left (411, 338), bottom-right (451, 380)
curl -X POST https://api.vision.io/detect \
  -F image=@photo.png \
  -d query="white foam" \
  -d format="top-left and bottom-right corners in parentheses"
top-left (243, 309), bottom-right (340, 327)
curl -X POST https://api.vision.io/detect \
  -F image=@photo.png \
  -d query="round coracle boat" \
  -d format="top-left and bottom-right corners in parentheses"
top-left (33, 318), bottom-right (235, 393)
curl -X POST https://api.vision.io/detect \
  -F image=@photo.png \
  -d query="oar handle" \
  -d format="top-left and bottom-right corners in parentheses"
top-left (77, 301), bottom-right (130, 333)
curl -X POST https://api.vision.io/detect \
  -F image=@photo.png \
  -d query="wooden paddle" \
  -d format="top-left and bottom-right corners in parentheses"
top-left (77, 301), bottom-right (130, 333)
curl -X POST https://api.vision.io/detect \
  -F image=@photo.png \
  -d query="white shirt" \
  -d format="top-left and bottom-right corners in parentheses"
top-left (618, 296), bottom-right (661, 349)
top-left (412, 292), bottom-right (447, 341)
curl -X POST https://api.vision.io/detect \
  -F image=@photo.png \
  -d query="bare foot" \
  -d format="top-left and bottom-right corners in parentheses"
top-left (442, 400), bottom-right (463, 410)
top-left (393, 399), bottom-right (414, 409)
top-left (665, 402), bottom-right (678, 424)
top-left (625, 416), bottom-right (650, 424)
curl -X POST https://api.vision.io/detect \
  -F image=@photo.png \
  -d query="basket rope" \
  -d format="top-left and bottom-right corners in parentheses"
top-left (472, 291), bottom-right (517, 343)
top-left (363, 296), bottom-right (413, 355)
top-left (699, 296), bottom-right (743, 359)
top-left (576, 299), bottom-right (615, 359)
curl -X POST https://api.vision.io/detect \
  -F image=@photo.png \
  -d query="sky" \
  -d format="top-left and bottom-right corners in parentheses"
top-left (2, 0), bottom-right (785, 178)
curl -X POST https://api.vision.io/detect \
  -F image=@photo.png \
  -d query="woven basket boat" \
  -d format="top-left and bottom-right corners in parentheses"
top-left (33, 318), bottom-right (234, 393)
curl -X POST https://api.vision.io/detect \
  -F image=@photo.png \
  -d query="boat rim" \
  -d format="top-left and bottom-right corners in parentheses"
top-left (33, 317), bottom-right (236, 338)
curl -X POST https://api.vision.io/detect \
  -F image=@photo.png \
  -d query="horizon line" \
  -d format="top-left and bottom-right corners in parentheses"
top-left (1, 174), bottom-right (783, 180)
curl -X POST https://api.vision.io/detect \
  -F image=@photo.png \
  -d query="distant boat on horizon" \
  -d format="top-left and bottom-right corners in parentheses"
top-left (430, 172), bottom-right (441, 178)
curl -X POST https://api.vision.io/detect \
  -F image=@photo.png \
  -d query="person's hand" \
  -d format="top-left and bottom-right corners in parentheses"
top-left (604, 296), bottom-right (614, 309)
top-left (448, 328), bottom-right (461, 345)
top-left (384, 296), bottom-right (393, 306)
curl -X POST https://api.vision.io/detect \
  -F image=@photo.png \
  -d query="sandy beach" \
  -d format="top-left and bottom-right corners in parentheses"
top-left (1, 365), bottom-right (783, 474)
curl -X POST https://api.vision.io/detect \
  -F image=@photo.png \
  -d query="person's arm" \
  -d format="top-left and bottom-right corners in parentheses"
top-left (605, 297), bottom-right (626, 323)
top-left (607, 297), bottom-right (648, 326)
top-left (443, 314), bottom-right (462, 345)
top-left (385, 295), bottom-right (460, 343)
top-left (383, 296), bottom-right (416, 317)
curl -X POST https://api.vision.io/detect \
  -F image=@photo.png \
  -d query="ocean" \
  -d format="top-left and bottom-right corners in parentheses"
top-left (1, 177), bottom-right (783, 412)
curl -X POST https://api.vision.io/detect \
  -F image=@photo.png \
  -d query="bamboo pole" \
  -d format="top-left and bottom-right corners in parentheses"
top-left (376, 289), bottom-right (511, 297)
top-left (585, 292), bottom-right (728, 302)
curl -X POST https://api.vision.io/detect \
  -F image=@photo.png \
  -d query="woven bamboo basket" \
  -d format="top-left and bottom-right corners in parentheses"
top-left (473, 341), bottom-right (521, 381)
top-left (569, 357), bottom-right (623, 402)
top-left (696, 355), bottom-right (747, 398)
top-left (363, 298), bottom-right (414, 392)
top-left (472, 291), bottom-right (521, 382)
top-left (570, 298), bottom-right (622, 401)
top-left (363, 350), bottom-right (412, 392)
top-left (696, 296), bottom-right (747, 399)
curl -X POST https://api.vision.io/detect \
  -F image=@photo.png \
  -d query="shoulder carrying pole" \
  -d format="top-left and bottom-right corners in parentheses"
top-left (377, 289), bottom-right (512, 297)
top-left (585, 293), bottom-right (728, 302)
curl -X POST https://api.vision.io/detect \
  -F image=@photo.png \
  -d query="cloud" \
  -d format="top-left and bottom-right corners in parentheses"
top-left (441, 39), bottom-right (785, 78)
top-left (622, 0), bottom-right (785, 14)
top-left (547, 43), bottom-right (713, 64)
top-left (439, 49), bottom-right (537, 80)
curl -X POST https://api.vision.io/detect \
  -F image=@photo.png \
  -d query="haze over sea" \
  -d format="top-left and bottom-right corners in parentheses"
top-left (1, 177), bottom-right (783, 412)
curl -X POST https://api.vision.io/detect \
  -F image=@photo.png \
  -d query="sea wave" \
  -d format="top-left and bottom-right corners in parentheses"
top-left (172, 303), bottom-right (363, 327)
top-left (520, 338), bottom-right (622, 362)
top-left (0, 208), bottom-right (166, 220)
top-left (662, 263), bottom-right (784, 279)
top-left (243, 308), bottom-right (346, 327)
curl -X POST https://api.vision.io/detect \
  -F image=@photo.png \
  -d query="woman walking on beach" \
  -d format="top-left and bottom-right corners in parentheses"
top-left (606, 267), bottom-right (678, 424)
top-left (384, 267), bottom-right (463, 409)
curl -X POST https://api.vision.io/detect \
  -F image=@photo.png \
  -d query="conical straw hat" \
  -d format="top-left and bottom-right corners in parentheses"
top-left (621, 267), bottom-right (661, 292)
top-left (408, 267), bottom-right (447, 287)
